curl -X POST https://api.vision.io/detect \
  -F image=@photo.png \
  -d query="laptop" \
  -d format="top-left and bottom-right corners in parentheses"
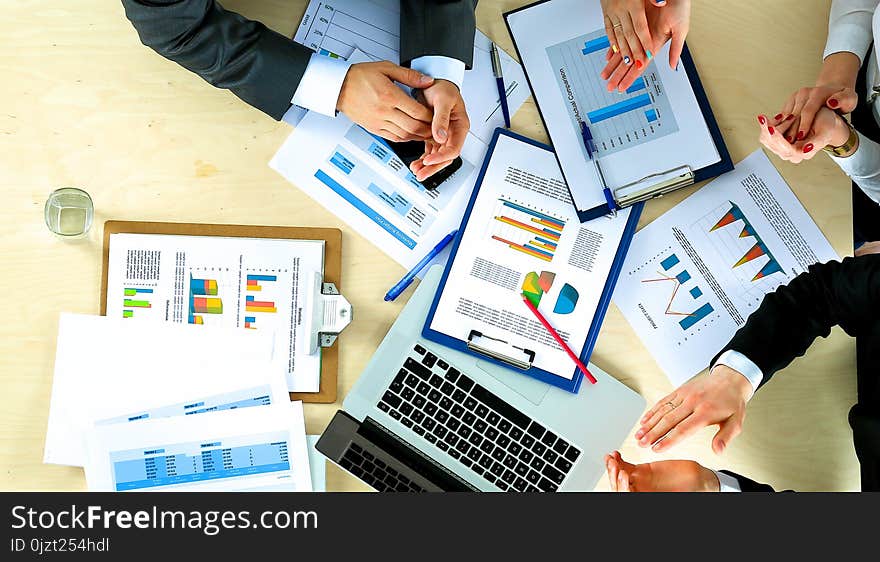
top-left (317, 266), bottom-right (645, 492)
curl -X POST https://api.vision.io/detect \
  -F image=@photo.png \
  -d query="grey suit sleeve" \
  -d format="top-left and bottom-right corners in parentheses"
top-left (121, 0), bottom-right (311, 120)
top-left (400, 0), bottom-right (478, 68)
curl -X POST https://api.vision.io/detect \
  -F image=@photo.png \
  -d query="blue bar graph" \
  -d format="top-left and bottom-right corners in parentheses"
top-left (690, 287), bottom-right (703, 299)
top-left (501, 201), bottom-right (564, 227)
top-left (315, 169), bottom-right (416, 249)
top-left (582, 35), bottom-right (611, 55)
top-left (626, 78), bottom-right (647, 94)
top-left (330, 152), bottom-right (354, 175)
top-left (676, 270), bottom-right (692, 284)
top-left (247, 275), bottom-right (276, 282)
top-left (587, 94), bottom-right (652, 124)
top-left (661, 254), bottom-right (680, 270)
top-left (680, 303), bottom-right (714, 330)
top-left (645, 109), bottom-right (658, 123)
top-left (536, 237), bottom-right (558, 248)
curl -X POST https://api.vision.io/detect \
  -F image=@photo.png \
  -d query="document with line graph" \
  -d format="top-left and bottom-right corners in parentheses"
top-left (424, 131), bottom-right (638, 389)
top-left (613, 150), bottom-right (838, 387)
top-left (506, 0), bottom-right (731, 220)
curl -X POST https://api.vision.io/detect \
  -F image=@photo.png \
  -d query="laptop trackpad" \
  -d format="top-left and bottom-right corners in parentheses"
top-left (475, 360), bottom-right (550, 406)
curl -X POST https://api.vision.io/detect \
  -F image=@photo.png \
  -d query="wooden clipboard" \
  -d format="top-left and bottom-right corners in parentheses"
top-left (100, 220), bottom-right (343, 404)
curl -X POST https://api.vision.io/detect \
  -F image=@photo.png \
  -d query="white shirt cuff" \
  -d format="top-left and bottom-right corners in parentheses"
top-left (410, 56), bottom-right (465, 91)
top-left (831, 132), bottom-right (880, 205)
top-left (713, 470), bottom-right (742, 493)
top-left (291, 53), bottom-right (352, 117)
top-left (712, 350), bottom-right (763, 400)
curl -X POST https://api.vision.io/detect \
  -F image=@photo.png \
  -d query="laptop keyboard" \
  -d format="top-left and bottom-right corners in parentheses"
top-left (375, 344), bottom-right (581, 492)
top-left (339, 442), bottom-right (426, 492)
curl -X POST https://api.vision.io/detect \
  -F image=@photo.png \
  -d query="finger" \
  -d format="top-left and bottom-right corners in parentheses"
top-left (828, 88), bottom-right (858, 113)
top-left (382, 62), bottom-right (435, 89)
top-left (614, 450), bottom-right (637, 473)
top-left (639, 403), bottom-right (692, 446)
top-left (712, 412), bottom-right (744, 455)
top-left (414, 160), bottom-right (453, 181)
top-left (776, 114), bottom-right (797, 141)
top-left (790, 92), bottom-right (809, 141)
top-left (381, 121), bottom-right (422, 142)
top-left (797, 96), bottom-right (825, 142)
top-left (652, 412), bottom-right (704, 452)
top-left (616, 64), bottom-right (646, 93)
top-left (618, 469), bottom-right (630, 492)
top-left (608, 457), bottom-right (620, 491)
top-left (605, 46), bottom-right (614, 61)
top-left (605, 57), bottom-right (631, 91)
top-left (601, 53), bottom-right (624, 80)
top-left (377, 128), bottom-right (406, 143)
top-left (630, 10), bottom-right (654, 66)
top-left (641, 392), bottom-right (677, 425)
top-left (620, 13), bottom-right (647, 66)
top-left (612, 22), bottom-right (633, 68)
top-left (603, 16), bottom-right (619, 58)
top-left (394, 93), bottom-right (434, 124)
top-left (430, 98), bottom-right (454, 145)
top-left (669, 28), bottom-right (687, 70)
top-left (389, 109), bottom-right (432, 138)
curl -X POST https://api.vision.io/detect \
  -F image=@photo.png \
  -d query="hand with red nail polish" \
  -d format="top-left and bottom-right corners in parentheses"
top-left (761, 106), bottom-right (852, 165)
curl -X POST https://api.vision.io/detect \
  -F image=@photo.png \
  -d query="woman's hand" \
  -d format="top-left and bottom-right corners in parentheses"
top-left (774, 85), bottom-right (858, 144)
top-left (604, 451), bottom-right (720, 492)
top-left (600, 0), bottom-right (691, 92)
top-left (600, 0), bottom-right (661, 70)
top-left (758, 107), bottom-right (852, 164)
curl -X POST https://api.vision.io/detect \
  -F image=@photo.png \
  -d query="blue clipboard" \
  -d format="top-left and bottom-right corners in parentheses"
top-left (421, 129), bottom-right (642, 393)
top-left (504, 0), bottom-right (733, 222)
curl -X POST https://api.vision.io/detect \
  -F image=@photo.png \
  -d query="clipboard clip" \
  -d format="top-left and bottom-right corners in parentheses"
top-left (302, 271), bottom-right (352, 355)
top-left (466, 330), bottom-right (535, 371)
top-left (612, 165), bottom-right (695, 208)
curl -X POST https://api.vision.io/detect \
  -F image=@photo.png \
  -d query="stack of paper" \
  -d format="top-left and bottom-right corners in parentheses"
top-left (45, 314), bottom-right (321, 492)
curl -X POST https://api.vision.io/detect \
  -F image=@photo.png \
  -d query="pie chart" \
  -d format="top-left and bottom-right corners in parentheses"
top-left (553, 283), bottom-right (579, 315)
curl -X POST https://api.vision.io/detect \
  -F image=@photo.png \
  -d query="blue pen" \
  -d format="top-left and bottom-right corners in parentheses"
top-left (491, 43), bottom-right (511, 128)
top-left (580, 121), bottom-right (617, 216)
top-left (385, 230), bottom-right (459, 302)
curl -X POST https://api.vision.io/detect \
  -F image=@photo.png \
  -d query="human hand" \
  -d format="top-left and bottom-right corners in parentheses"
top-left (636, 365), bottom-right (753, 454)
top-left (410, 80), bottom-right (470, 181)
top-left (773, 84), bottom-right (858, 145)
top-left (758, 107), bottom-right (852, 164)
top-left (600, 0), bottom-right (691, 92)
top-left (604, 450), bottom-right (719, 492)
top-left (337, 61), bottom-right (434, 142)
top-left (600, 0), bottom-right (661, 69)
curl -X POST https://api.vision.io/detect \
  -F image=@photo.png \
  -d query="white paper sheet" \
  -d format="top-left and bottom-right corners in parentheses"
top-left (306, 435), bottom-right (326, 492)
top-left (271, 90), bottom-right (487, 271)
top-left (507, 0), bottom-right (721, 213)
top-left (613, 150), bottom-right (839, 386)
top-left (44, 314), bottom-right (289, 467)
top-left (292, 0), bottom-right (530, 143)
top-left (105, 233), bottom-right (325, 392)
top-left (84, 403), bottom-right (312, 492)
top-left (428, 133), bottom-right (632, 378)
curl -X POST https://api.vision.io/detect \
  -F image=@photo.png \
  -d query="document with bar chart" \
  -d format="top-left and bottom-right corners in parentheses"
top-left (614, 150), bottom-right (838, 386)
top-left (105, 233), bottom-right (325, 392)
top-left (507, 0), bottom-right (729, 218)
top-left (426, 132), bottom-right (636, 386)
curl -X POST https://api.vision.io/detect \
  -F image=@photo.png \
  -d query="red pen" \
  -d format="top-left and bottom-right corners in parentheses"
top-left (521, 295), bottom-right (597, 385)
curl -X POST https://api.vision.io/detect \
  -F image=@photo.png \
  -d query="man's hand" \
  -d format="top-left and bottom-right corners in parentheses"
top-left (636, 365), bottom-right (753, 454)
top-left (337, 61), bottom-right (435, 142)
top-left (604, 451), bottom-right (720, 492)
top-left (410, 80), bottom-right (470, 181)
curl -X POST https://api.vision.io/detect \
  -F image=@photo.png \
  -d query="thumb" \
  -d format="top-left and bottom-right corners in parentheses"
top-left (384, 64), bottom-right (434, 89)
top-left (431, 96), bottom-right (453, 144)
top-left (712, 413), bottom-right (744, 455)
top-left (827, 88), bottom-right (858, 114)
top-left (668, 29), bottom-right (686, 71)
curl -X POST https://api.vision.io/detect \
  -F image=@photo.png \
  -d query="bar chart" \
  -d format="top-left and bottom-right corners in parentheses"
top-left (547, 29), bottom-right (679, 156)
top-left (642, 252), bottom-right (715, 331)
top-left (246, 295), bottom-right (277, 314)
top-left (489, 198), bottom-right (567, 263)
top-left (189, 275), bottom-right (223, 325)
top-left (122, 287), bottom-right (152, 318)
top-left (246, 274), bottom-right (277, 292)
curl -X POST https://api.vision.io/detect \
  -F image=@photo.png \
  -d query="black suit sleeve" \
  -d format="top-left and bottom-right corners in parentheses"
top-left (713, 255), bottom-right (880, 388)
top-left (718, 470), bottom-right (775, 492)
top-left (400, 0), bottom-right (478, 68)
top-left (121, 0), bottom-right (311, 120)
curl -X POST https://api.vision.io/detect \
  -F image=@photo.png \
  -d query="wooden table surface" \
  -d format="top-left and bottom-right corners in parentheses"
top-left (0, 0), bottom-right (858, 491)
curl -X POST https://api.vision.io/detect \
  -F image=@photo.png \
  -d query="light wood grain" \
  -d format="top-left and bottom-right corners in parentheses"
top-left (0, 0), bottom-right (857, 492)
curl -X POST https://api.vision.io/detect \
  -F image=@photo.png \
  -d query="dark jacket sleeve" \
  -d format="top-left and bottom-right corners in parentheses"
top-left (400, 0), bottom-right (478, 68)
top-left (719, 470), bottom-right (776, 492)
top-left (121, 0), bottom-right (312, 120)
top-left (713, 255), bottom-right (880, 388)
